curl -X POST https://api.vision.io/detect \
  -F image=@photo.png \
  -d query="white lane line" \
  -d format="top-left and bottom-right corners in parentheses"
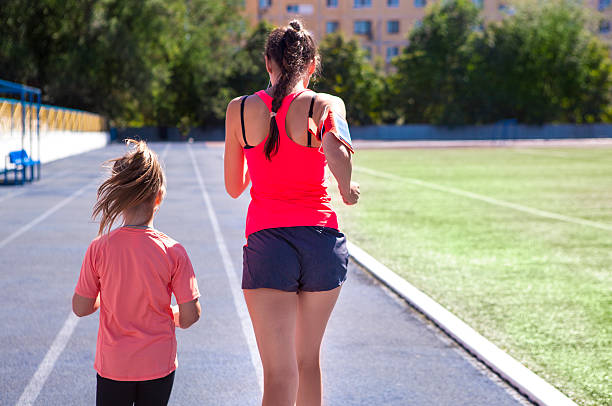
top-left (355, 166), bottom-right (612, 232)
top-left (187, 144), bottom-right (263, 393)
top-left (0, 180), bottom-right (96, 249)
top-left (159, 142), bottom-right (171, 161)
top-left (15, 313), bottom-right (79, 406)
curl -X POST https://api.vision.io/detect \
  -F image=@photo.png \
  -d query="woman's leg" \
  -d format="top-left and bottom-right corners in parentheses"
top-left (295, 286), bottom-right (342, 406)
top-left (244, 288), bottom-right (299, 406)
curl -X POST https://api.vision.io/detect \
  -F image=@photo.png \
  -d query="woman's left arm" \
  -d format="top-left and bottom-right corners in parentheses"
top-left (224, 97), bottom-right (251, 198)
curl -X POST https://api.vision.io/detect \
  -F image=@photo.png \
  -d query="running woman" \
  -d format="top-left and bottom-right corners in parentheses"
top-left (224, 20), bottom-right (360, 406)
top-left (72, 140), bottom-right (201, 406)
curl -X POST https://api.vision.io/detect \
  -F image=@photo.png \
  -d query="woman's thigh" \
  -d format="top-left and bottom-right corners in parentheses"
top-left (295, 286), bottom-right (342, 361)
top-left (243, 289), bottom-right (299, 373)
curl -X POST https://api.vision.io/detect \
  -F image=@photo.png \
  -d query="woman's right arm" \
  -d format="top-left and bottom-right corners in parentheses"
top-left (224, 97), bottom-right (251, 198)
top-left (321, 97), bottom-right (360, 205)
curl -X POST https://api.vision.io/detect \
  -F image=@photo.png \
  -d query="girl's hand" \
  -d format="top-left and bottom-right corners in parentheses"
top-left (171, 305), bottom-right (180, 327)
top-left (341, 181), bottom-right (360, 205)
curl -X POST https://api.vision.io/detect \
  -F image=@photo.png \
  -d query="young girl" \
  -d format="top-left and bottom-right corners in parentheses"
top-left (72, 139), bottom-right (201, 406)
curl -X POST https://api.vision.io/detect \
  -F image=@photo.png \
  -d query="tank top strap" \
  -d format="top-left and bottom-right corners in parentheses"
top-left (276, 89), bottom-right (312, 136)
top-left (255, 90), bottom-right (273, 111)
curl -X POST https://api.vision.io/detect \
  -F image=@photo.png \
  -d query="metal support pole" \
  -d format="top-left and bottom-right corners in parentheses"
top-left (37, 93), bottom-right (41, 179)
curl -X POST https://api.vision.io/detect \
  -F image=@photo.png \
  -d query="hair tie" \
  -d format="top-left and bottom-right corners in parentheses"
top-left (270, 111), bottom-right (277, 118)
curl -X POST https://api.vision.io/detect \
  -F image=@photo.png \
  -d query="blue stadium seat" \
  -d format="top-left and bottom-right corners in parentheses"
top-left (4, 149), bottom-right (40, 184)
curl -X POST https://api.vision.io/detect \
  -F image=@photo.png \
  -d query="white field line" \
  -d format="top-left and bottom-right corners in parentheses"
top-left (14, 144), bottom-right (171, 406)
top-left (187, 144), bottom-right (263, 393)
top-left (347, 241), bottom-right (577, 406)
top-left (511, 149), bottom-right (573, 159)
top-left (355, 166), bottom-right (612, 232)
top-left (0, 180), bottom-right (96, 249)
top-left (15, 313), bottom-right (79, 406)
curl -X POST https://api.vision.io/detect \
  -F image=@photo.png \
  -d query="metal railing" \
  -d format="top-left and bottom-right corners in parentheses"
top-left (0, 98), bottom-right (106, 135)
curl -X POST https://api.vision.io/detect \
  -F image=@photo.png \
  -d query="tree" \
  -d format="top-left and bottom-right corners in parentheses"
top-left (226, 21), bottom-right (275, 98)
top-left (316, 34), bottom-right (385, 126)
top-left (390, 0), bottom-right (481, 125)
top-left (470, 0), bottom-right (612, 124)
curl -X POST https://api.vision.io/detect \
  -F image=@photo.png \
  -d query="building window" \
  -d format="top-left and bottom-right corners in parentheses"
top-left (415, 20), bottom-right (423, 29)
top-left (386, 46), bottom-right (400, 61)
top-left (326, 21), bottom-right (339, 34)
top-left (259, 0), bottom-right (271, 8)
top-left (327, 0), bottom-right (339, 7)
top-left (387, 20), bottom-right (400, 34)
top-left (286, 4), bottom-right (314, 14)
top-left (498, 4), bottom-right (515, 14)
top-left (600, 20), bottom-right (611, 34)
top-left (414, 0), bottom-right (426, 7)
top-left (472, 0), bottom-right (484, 8)
top-left (599, 0), bottom-right (611, 10)
top-left (354, 20), bottom-right (372, 35)
top-left (363, 46), bottom-right (372, 60)
top-left (388, 0), bottom-right (400, 6)
top-left (354, 0), bottom-right (372, 8)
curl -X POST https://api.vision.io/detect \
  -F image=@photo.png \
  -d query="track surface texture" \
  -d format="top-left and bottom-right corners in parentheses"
top-left (0, 143), bottom-right (531, 405)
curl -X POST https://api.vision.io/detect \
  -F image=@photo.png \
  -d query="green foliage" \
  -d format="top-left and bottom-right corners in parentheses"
top-left (391, 0), bottom-right (612, 125)
top-left (316, 34), bottom-right (386, 125)
top-left (470, 0), bottom-right (612, 124)
top-left (0, 0), bottom-right (244, 127)
top-left (2, 0), bottom-right (611, 126)
top-left (390, 0), bottom-right (481, 125)
top-left (227, 21), bottom-right (275, 98)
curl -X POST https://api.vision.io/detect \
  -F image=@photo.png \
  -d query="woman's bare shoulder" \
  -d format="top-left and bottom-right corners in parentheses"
top-left (226, 96), bottom-right (244, 118)
top-left (314, 92), bottom-right (346, 117)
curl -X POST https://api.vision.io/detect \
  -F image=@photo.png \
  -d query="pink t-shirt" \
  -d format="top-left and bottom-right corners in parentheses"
top-left (75, 227), bottom-right (200, 381)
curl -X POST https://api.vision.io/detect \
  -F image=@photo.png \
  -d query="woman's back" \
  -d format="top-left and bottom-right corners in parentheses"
top-left (240, 89), bottom-right (340, 237)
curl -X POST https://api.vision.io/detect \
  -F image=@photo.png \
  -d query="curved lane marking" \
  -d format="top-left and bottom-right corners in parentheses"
top-left (187, 144), bottom-right (263, 393)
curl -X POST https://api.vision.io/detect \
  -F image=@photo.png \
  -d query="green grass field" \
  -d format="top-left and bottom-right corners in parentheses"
top-left (332, 146), bottom-right (612, 406)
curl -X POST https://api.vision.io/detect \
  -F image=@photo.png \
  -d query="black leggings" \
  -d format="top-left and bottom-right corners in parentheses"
top-left (96, 371), bottom-right (175, 406)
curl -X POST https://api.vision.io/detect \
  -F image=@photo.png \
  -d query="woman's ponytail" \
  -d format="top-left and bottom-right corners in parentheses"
top-left (263, 20), bottom-right (318, 160)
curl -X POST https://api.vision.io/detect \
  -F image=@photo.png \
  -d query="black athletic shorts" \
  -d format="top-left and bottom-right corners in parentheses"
top-left (242, 226), bottom-right (348, 292)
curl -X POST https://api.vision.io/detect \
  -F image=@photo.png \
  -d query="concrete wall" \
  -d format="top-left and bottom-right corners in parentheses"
top-left (0, 130), bottom-right (110, 172)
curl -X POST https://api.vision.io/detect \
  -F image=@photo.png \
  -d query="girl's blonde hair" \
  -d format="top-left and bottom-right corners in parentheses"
top-left (93, 139), bottom-right (166, 235)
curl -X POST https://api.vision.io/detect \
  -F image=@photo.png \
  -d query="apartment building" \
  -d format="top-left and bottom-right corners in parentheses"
top-left (245, 0), bottom-right (612, 62)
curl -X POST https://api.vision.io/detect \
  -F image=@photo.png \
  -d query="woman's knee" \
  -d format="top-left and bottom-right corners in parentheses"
top-left (297, 354), bottom-right (320, 374)
top-left (264, 364), bottom-right (299, 387)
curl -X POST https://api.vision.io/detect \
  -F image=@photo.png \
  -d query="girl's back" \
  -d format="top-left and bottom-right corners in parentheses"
top-left (73, 139), bottom-right (200, 405)
top-left (77, 226), bottom-right (197, 381)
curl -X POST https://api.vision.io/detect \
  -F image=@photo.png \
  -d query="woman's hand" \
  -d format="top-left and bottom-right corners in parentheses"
top-left (340, 181), bottom-right (360, 205)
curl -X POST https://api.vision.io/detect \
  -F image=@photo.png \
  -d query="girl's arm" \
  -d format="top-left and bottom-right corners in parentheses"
top-left (171, 298), bottom-right (201, 329)
top-left (321, 97), bottom-right (360, 205)
top-left (72, 293), bottom-right (100, 317)
top-left (224, 97), bottom-right (251, 198)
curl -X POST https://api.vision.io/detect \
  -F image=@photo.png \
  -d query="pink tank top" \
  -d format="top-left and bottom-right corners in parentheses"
top-left (242, 89), bottom-right (339, 238)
